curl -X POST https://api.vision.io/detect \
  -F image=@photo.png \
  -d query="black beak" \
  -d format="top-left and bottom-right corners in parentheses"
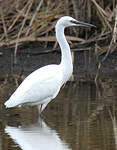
top-left (71, 20), bottom-right (96, 28)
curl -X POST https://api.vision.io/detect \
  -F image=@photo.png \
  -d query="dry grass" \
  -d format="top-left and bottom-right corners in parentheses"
top-left (0, 0), bottom-right (116, 63)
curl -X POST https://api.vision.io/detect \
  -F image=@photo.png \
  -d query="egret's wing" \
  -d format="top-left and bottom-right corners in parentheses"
top-left (7, 65), bottom-right (62, 106)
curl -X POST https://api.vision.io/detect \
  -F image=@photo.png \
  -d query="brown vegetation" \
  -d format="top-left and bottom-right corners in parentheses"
top-left (0, 0), bottom-right (117, 63)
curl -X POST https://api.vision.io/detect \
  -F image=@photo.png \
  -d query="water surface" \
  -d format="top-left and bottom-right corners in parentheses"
top-left (0, 77), bottom-right (117, 150)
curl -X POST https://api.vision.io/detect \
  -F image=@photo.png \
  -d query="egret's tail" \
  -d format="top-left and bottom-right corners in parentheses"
top-left (4, 99), bottom-right (17, 108)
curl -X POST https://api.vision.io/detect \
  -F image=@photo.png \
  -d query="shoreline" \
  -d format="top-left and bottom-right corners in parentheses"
top-left (0, 45), bottom-right (117, 80)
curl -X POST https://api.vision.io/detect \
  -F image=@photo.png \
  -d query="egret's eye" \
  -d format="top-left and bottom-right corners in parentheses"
top-left (70, 20), bottom-right (96, 28)
top-left (70, 20), bottom-right (80, 25)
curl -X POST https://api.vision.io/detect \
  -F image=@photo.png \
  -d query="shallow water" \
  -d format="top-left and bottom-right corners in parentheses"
top-left (0, 77), bottom-right (117, 150)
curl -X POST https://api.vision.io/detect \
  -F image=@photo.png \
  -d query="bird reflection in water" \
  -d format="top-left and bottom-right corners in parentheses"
top-left (5, 118), bottom-right (71, 150)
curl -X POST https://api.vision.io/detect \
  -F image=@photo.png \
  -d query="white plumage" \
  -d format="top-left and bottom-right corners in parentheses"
top-left (5, 16), bottom-right (95, 114)
top-left (5, 65), bottom-right (62, 112)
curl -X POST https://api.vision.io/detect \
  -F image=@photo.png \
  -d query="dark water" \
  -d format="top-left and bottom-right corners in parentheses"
top-left (0, 77), bottom-right (117, 150)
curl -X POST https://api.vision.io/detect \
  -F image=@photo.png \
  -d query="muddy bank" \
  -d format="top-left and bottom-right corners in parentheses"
top-left (0, 45), bottom-right (117, 79)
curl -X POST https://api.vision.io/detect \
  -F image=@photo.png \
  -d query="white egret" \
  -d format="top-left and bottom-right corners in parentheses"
top-left (4, 16), bottom-right (95, 114)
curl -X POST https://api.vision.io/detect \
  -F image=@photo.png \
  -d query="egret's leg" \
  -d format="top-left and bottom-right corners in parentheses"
top-left (40, 100), bottom-right (51, 114)
top-left (37, 104), bottom-right (42, 116)
top-left (37, 104), bottom-right (46, 118)
top-left (38, 115), bottom-right (43, 126)
top-left (40, 103), bottom-right (47, 114)
top-left (37, 99), bottom-right (51, 116)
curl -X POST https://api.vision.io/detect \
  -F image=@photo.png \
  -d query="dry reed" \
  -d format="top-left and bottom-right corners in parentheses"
top-left (0, 0), bottom-right (116, 61)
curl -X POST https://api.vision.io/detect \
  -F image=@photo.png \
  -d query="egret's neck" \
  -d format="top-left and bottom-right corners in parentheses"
top-left (56, 25), bottom-right (73, 83)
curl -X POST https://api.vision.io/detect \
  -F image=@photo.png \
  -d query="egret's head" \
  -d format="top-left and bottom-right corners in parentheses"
top-left (56, 16), bottom-right (96, 28)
